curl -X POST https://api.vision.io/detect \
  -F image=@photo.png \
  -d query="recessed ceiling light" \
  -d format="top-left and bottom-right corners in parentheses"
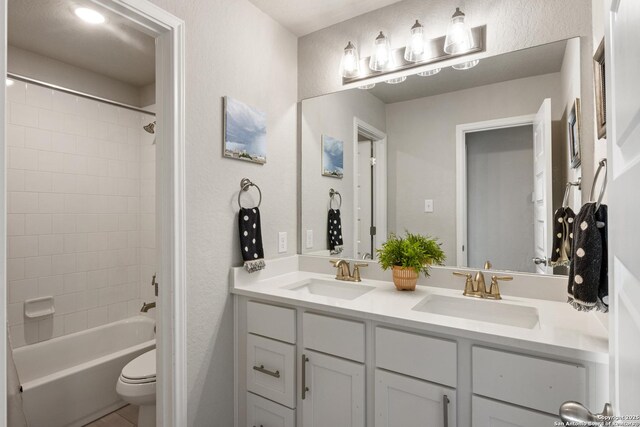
top-left (74, 7), bottom-right (106, 24)
top-left (6, 78), bottom-right (14, 87)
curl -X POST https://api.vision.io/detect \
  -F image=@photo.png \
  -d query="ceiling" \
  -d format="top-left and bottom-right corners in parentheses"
top-left (248, 0), bottom-right (403, 36)
top-left (366, 40), bottom-right (568, 104)
top-left (8, 0), bottom-right (155, 87)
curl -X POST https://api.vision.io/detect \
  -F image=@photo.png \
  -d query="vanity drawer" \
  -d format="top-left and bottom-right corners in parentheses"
top-left (472, 346), bottom-right (587, 415)
top-left (246, 392), bottom-right (295, 427)
top-left (472, 395), bottom-right (559, 426)
top-left (247, 334), bottom-right (296, 408)
top-left (376, 327), bottom-right (457, 387)
top-left (303, 312), bottom-right (365, 362)
top-left (247, 301), bottom-right (296, 344)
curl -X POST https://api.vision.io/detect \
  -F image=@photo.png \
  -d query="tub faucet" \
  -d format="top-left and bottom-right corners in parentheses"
top-left (141, 301), bottom-right (156, 312)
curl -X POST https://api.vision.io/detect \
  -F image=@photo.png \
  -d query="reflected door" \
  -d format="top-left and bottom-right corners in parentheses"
top-left (532, 98), bottom-right (553, 274)
top-left (357, 140), bottom-right (374, 259)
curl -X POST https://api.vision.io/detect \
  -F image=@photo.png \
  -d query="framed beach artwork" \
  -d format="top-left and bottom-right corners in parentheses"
top-left (568, 98), bottom-right (582, 169)
top-left (322, 135), bottom-right (344, 178)
top-left (223, 96), bottom-right (267, 164)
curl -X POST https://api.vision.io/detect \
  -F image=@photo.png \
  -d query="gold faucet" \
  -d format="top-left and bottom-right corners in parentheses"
top-left (453, 261), bottom-right (512, 300)
top-left (330, 260), bottom-right (368, 282)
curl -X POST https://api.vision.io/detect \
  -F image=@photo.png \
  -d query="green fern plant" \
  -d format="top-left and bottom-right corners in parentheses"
top-left (377, 232), bottom-right (446, 277)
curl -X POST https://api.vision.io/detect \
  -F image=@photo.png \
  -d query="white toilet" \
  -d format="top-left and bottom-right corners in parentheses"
top-left (116, 349), bottom-right (156, 427)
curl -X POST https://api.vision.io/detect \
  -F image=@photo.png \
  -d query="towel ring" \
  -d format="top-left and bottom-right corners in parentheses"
top-left (238, 178), bottom-right (262, 209)
top-left (329, 188), bottom-right (342, 210)
top-left (589, 159), bottom-right (607, 210)
top-left (562, 177), bottom-right (581, 208)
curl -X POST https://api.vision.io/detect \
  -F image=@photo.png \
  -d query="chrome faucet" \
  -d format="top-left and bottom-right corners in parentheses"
top-left (452, 261), bottom-right (512, 300)
top-left (330, 260), bottom-right (368, 282)
top-left (140, 301), bottom-right (156, 312)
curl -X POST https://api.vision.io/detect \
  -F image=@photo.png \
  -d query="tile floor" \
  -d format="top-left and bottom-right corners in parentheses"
top-left (84, 405), bottom-right (139, 427)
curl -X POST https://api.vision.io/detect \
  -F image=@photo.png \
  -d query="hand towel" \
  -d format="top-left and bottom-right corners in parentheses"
top-left (239, 207), bottom-right (265, 273)
top-left (568, 202), bottom-right (608, 312)
top-left (549, 207), bottom-right (576, 267)
top-left (328, 208), bottom-right (343, 255)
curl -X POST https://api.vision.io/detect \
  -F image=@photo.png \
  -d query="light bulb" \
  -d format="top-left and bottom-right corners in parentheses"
top-left (369, 32), bottom-right (393, 71)
top-left (444, 8), bottom-right (474, 54)
top-left (404, 20), bottom-right (425, 62)
top-left (341, 41), bottom-right (360, 78)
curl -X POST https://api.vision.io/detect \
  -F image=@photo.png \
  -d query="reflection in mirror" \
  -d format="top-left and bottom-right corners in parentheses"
top-left (301, 38), bottom-right (591, 276)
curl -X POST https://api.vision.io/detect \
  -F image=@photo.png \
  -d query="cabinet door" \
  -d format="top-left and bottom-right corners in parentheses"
top-left (472, 395), bottom-right (558, 426)
top-left (375, 369), bottom-right (456, 427)
top-left (247, 392), bottom-right (295, 427)
top-left (302, 350), bottom-right (365, 427)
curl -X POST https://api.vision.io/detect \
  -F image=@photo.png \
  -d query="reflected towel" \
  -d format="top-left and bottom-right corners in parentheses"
top-left (550, 207), bottom-right (575, 267)
top-left (238, 207), bottom-right (265, 273)
top-left (328, 209), bottom-right (343, 255)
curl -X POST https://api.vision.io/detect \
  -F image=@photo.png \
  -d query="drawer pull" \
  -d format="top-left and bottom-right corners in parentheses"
top-left (443, 394), bottom-right (450, 427)
top-left (253, 364), bottom-right (280, 378)
top-left (302, 354), bottom-right (310, 400)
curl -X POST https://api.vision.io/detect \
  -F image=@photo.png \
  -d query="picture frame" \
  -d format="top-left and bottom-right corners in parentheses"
top-left (321, 135), bottom-right (344, 178)
top-left (568, 98), bottom-right (582, 169)
top-left (593, 37), bottom-right (606, 139)
top-left (223, 96), bottom-right (267, 164)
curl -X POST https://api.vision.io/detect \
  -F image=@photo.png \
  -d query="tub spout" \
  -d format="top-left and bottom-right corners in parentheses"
top-left (140, 301), bottom-right (156, 312)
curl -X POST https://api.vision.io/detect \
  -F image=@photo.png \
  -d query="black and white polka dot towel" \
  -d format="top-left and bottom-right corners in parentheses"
top-left (238, 207), bottom-right (265, 273)
top-left (328, 208), bottom-right (343, 255)
top-left (568, 202), bottom-right (608, 312)
top-left (550, 207), bottom-right (575, 267)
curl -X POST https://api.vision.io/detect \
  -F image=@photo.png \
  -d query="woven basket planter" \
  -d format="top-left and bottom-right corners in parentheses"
top-left (392, 266), bottom-right (419, 291)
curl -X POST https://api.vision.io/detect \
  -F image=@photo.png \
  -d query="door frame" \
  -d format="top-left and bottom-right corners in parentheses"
top-left (353, 118), bottom-right (387, 258)
top-left (455, 114), bottom-right (536, 266)
top-left (0, 0), bottom-right (187, 425)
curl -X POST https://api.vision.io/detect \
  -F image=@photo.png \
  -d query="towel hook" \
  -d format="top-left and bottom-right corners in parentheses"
top-left (329, 188), bottom-right (342, 210)
top-left (238, 178), bottom-right (262, 209)
top-left (589, 159), bottom-right (607, 210)
top-left (562, 177), bottom-right (582, 208)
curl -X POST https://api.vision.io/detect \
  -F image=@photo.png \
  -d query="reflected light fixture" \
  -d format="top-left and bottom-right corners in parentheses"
top-left (74, 7), bottom-right (106, 24)
top-left (358, 83), bottom-right (376, 90)
top-left (404, 20), bottom-right (425, 62)
top-left (452, 59), bottom-right (479, 70)
top-left (444, 8), bottom-right (474, 54)
top-left (341, 41), bottom-right (360, 78)
top-left (417, 68), bottom-right (441, 77)
top-left (385, 76), bottom-right (407, 84)
top-left (369, 31), bottom-right (393, 71)
top-left (6, 78), bottom-right (14, 87)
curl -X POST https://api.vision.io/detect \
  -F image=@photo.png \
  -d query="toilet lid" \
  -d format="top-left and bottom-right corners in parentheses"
top-left (122, 349), bottom-right (156, 381)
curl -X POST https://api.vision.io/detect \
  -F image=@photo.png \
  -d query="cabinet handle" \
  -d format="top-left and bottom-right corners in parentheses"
top-left (301, 354), bottom-right (310, 400)
top-left (252, 364), bottom-right (280, 378)
top-left (443, 394), bottom-right (450, 427)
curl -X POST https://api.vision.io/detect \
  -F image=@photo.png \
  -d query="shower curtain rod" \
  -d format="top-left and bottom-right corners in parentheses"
top-left (7, 72), bottom-right (156, 116)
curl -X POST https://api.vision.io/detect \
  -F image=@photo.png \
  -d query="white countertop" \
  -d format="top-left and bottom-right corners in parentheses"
top-left (231, 261), bottom-right (609, 364)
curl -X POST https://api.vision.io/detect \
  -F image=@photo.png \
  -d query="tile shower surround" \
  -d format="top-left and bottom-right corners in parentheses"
top-left (6, 80), bottom-right (156, 347)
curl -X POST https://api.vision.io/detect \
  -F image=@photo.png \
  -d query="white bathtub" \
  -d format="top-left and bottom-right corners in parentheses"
top-left (13, 315), bottom-right (156, 427)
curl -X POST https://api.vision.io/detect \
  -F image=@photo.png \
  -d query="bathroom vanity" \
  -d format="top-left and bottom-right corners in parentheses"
top-left (232, 256), bottom-right (608, 427)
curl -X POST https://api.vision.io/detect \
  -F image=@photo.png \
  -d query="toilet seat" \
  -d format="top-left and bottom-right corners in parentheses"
top-left (121, 349), bottom-right (156, 384)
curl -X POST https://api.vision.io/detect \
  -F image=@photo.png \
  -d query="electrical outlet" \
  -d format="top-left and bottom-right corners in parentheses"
top-left (424, 199), bottom-right (434, 213)
top-left (306, 230), bottom-right (314, 249)
top-left (278, 232), bottom-right (287, 253)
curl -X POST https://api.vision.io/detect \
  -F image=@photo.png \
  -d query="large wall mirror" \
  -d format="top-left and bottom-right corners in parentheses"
top-left (300, 37), bottom-right (589, 276)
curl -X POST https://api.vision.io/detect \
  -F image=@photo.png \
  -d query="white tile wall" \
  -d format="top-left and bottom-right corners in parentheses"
top-left (6, 80), bottom-right (156, 348)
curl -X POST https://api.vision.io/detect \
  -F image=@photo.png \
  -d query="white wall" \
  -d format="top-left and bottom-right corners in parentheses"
top-left (301, 89), bottom-right (386, 257)
top-left (8, 46), bottom-right (145, 107)
top-left (5, 80), bottom-right (155, 347)
top-left (145, 1), bottom-right (298, 425)
top-left (385, 73), bottom-right (563, 262)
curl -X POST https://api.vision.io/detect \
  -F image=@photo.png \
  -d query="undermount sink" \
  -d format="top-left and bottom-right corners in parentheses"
top-left (284, 278), bottom-right (375, 300)
top-left (412, 294), bottom-right (540, 329)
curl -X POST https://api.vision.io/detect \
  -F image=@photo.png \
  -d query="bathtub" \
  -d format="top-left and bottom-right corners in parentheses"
top-left (13, 315), bottom-right (156, 427)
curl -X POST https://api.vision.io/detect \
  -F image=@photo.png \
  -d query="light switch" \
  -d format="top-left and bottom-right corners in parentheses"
top-left (278, 232), bottom-right (288, 253)
top-left (424, 199), bottom-right (434, 213)
top-left (306, 230), bottom-right (314, 249)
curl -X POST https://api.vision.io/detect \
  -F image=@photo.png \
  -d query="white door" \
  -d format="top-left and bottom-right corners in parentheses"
top-left (375, 369), bottom-right (456, 427)
top-left (302, 350), bottom-right (365, 427)
top-left (473, 396), bottom-right (558, 426)
top-left (532, 98), bottom-right (553, 274)
top-left (605, 0), bottom-right (640, 416)
top-left (357, 140), bottom-right (373, 259)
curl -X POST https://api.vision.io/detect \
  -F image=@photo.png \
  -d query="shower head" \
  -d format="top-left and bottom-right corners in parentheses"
top-left (143, 121), bottom-right (156, 134)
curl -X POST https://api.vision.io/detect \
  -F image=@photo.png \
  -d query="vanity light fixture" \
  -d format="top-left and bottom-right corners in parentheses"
top-left (385, 76), bottom-right (407, 84)
top-left (74, 7), bottom-right (106, 25)
top-left (369, 31), bottom-right (393, 71)
top-left (358, 83), bottom-right (376, 90)
top-left (452, 59), bottom-right (479, 70)
top-left (6, 78), bottom-right (14, 87)
top-left (417, 68), bottom-right (441, 77)
top-left (444, 7), bottom-right (474, 54)
top-left (404, 20), bottom-right (426, 62)
top-left (341, 41), bottom-right (361, 78)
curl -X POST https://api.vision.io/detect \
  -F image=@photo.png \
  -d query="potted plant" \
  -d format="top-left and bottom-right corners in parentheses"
top-left (377, 232), bottom-right (446, 291)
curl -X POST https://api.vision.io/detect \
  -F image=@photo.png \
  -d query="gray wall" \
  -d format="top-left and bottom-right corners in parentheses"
top-left (301, 89), bottom-right (386, 257)
top-left (466, 126), bottom-right (535, 272)
top-left (145, 1), bottom-right (298, 425)
top-left (385, 73), bottom-right (563, 263)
